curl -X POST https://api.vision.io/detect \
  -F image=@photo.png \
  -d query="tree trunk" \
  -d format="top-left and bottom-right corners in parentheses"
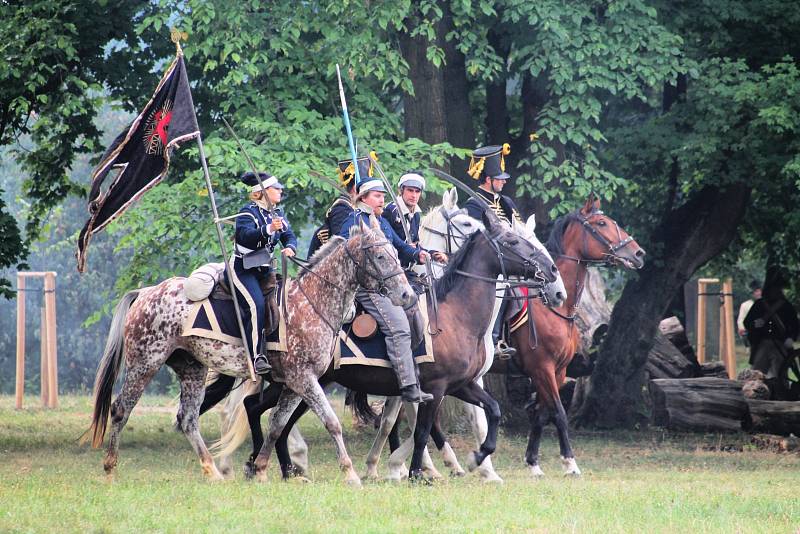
top-left (400, 1), bottom-right (474, 175)
top-left (650, 377), bottom-right (748, 432)
top-left (572, 183), bottom-right (752, 428)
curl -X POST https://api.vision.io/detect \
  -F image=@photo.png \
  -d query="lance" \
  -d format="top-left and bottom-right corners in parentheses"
top-left (221, 117), bottom-right (276, 218)
top-left (335, 64), bottom-right (363, 188)
top-left (195, 134), bottom-right (257, 382)
top-left (367, 151), bottom-right (413, 244)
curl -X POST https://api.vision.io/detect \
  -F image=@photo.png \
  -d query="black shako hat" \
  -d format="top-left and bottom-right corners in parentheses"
top-left (468, 143), bottom-right (512, 180)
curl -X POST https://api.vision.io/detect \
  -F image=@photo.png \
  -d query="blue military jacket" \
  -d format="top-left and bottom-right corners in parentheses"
top-left (464, 187), bottom-right (520, 226)
top-left (338, 204), bottom-right (421, 266)
top-left (234, 202), bottom-right (297, 259)
top-left (382, 201), bottom-right (421, 244)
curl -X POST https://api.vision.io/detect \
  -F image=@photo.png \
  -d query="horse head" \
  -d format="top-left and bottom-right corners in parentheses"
top-left (347, 215), bottom-right (416, 308)
top-left (512, 214), bottom-right (567, 307)
top-left (558, 194), bottom-right (645, 269)
top-left (481, 208), bottom-right (559, 285)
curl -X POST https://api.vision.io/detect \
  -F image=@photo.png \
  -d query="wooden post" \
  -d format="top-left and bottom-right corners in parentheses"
top-left (696, 278), bottom-right (720, 365)
top-left (44, 272), bottom-right (58, 409)
top-left (40, 306), bottom-right (50, 407)
top-left (722, 278), bottom-right (736, 379)
top-left (15, 275), bottom-right (26, 409)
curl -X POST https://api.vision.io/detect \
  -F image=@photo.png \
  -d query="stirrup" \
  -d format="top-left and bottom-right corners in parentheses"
top-left (253, 354), bottom-right (272, 375)
top-left (495, 340), bottom-right (516, 360)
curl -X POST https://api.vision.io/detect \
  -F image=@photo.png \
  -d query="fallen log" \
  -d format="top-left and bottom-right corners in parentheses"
top-left (746, 400), bottom-right (800, 436)
top-left (647, 332), bottom-right (696, 379)
top-left (698, 361), bottom-right (729, 378)
top-left (650, 377), bottom-right (748, 432)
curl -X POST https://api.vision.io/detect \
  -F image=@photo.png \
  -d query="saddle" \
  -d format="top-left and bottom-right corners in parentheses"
top-left (212, 272), bottom-right (281, 337)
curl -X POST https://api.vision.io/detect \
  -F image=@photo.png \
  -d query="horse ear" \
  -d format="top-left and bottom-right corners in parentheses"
top-left (444, 187), bottom-right (457, 210)
top-left (581, 193), bottom-right (600, 214)
top-left (526, 214), bottom-right (537, 234)
top-left (368, 214), bottom-right (381, 230)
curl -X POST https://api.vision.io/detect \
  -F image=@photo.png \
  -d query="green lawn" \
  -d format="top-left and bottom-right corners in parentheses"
top-left (1, 395), bottom-right (798, 533)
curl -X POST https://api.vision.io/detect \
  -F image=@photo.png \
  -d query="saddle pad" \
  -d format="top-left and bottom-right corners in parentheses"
top-left (508, 286), bottom-right (529, 334)
top-left (181, 281), bottom-right (288, 352)
top-left (333, 295), bottom-right (435, 369)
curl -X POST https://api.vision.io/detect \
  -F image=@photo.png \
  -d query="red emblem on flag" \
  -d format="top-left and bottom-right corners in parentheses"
top-left (143, 101), bottom-right (174, 155)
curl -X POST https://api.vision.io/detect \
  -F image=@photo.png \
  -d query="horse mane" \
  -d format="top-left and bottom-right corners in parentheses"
top-left (433, 230), bottom-right (481, 297)
top-left (545, 210), bottom-right (580, 257)
top-left (301, 235), bottom-right (346, 279)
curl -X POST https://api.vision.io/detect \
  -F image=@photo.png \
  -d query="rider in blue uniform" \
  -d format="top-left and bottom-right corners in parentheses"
top-left (229, 171), bottom-right (297, 374)
top-left (307, 157), bottom-right (371, 257)
top-left (339, 175), bottom-right (435, 403)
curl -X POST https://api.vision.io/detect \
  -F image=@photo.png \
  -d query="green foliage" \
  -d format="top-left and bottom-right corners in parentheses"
top-left (0, 0), bottom-right (142, 295)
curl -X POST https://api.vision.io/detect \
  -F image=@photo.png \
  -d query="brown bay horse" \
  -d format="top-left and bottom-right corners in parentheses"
top-left (514, 195), bottom-right (645, 476)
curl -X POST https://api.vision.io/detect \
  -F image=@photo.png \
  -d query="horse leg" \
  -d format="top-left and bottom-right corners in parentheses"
top-left (199, 373), bottom-right (236, 416)
top-left (103, 350), bottom-right (164, 475)
top-left (298, 379), bottom-right (361, 486)
top-left (169, 354), bottom-right (223, 481)
top-left (287, 425), bottom-right (310, 476)
top-left (429, 414), bottom-right (464, 478)
top-left (449, 382), bottom-right (502, 481)
top-left (551, 372), bottom-right (580, 476)
top-left (408, 395), bottom-right (443, 481)
top-left (462, 377), bottom-right (502, 482)
top-left (525, 401), bottom-right (549, 477)
top-left (386, 401), bottom-right (439, 480)
top-left (242, 383), bottom-right (284, 478)
top-left (365, 396), bottom-right (402, 479)
top-left (253, 389), bottom-right (303, 482)
top-left (275, 401), bottom-right (310, 480)
top-left (388, 418), bottom-right (401, 452)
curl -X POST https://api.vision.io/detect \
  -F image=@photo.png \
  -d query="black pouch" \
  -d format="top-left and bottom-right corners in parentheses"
top-left (242, 248), bottom-right (271, 269)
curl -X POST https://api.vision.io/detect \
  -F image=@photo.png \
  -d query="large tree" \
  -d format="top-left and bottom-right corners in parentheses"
top-left (572, 1), bottom-right (800, 427)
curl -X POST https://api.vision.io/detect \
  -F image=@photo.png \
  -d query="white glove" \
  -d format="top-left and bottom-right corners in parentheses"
top-left (753, 318), bottom-right (765, 328)
top-left (784, 337), bottom-right (795, 350)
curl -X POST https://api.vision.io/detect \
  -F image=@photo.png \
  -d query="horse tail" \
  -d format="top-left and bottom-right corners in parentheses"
top-left (210, 378), bottom-right (261, 459)
top-left (82, 289), bottom-right (141, 448)
top-left (348, 390), bottom-right (379, 427)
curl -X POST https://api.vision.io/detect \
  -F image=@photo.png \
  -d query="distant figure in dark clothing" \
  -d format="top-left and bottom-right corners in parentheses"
top-left (744, 274), bottom-right (799, 378)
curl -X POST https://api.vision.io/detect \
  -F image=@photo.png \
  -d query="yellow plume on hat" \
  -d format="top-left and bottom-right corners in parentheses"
top-left (467, 156), bottom-right (485, 180)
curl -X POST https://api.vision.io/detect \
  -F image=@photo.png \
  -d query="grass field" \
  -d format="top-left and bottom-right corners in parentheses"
top-left (1, 394), bottom-right (798, 533)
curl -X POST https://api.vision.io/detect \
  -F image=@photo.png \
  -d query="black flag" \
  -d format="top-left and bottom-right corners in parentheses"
top-left (76, 53), bottom-right (200, 272)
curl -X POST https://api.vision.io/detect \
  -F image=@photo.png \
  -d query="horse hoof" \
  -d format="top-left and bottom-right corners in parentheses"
top-left (478, 471), bottom-right (504, 484)
top-left (529, 464), bottom-right (545, 477)
top-left (450, 468), bottom-right (467, 478)
top-left (344, 475), bottom-right (362, 488)
top-left (467, 451), bottom-right (481, 472)
top-left (561, 456), bottom-right (582, 477)
top-left (409, 470), bottom-right (432, 486)
top-left (422, 467), bottom-right (444, 480)
top-left (243, 460), bottom-right (256, 480)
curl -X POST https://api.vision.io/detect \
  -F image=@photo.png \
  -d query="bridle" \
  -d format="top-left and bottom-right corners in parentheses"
top-left (550, 210), bottom-right (636, 322)
top-left (421, 206), bottom-right (471, 255)
top-left (343, 235), bottom-right (406, 298)
top-left (557, 210), bottom-right (635, 267)
top-left (286, 233), bottom-right (406, 333)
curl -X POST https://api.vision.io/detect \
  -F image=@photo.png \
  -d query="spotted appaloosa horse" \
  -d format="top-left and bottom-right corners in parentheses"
top-left (83, 217), bottom-right (414, 482)
top-left (516, 195), bottom-right (644, 477)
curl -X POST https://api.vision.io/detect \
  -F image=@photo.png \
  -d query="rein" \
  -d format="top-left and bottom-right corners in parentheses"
top-left (286, 235), bottom-right (406, 333)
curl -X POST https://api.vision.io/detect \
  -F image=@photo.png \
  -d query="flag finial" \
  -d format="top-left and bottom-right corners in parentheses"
top-left (170, 27), bottom-right (188, 55)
